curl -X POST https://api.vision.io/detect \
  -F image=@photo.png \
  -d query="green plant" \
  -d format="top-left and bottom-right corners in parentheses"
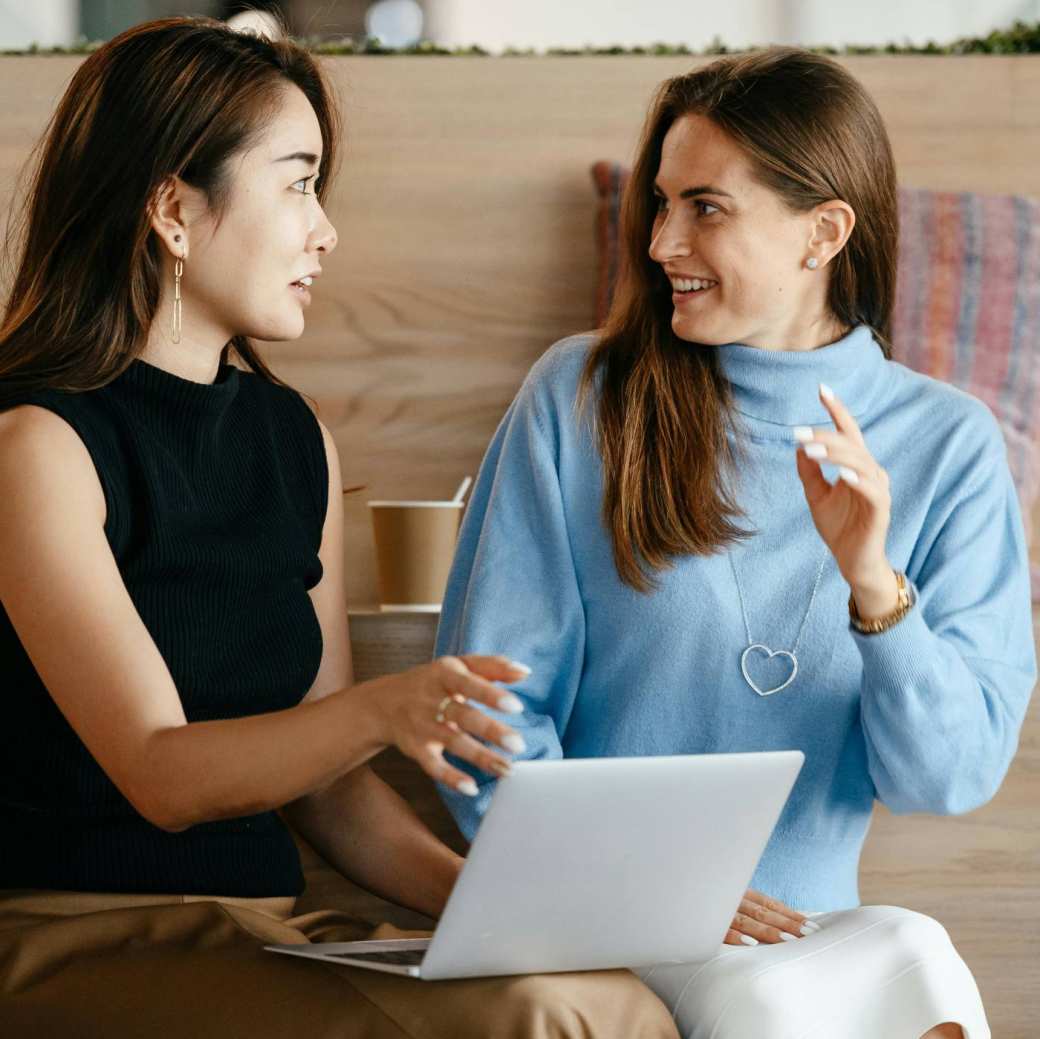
top-left (2, 20), bottom-right (1038, 57)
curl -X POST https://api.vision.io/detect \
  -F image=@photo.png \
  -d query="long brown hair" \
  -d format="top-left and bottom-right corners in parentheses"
top-left (0, 15), bottom-right (341, 401)
top-left (580, 47), bottom-right (898, 593)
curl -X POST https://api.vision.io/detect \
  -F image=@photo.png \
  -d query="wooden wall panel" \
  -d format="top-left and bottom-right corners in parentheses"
top-left (304, 56), bottom-right (1040, 605)
top-left (4, 56), bottom-right (1037, 605)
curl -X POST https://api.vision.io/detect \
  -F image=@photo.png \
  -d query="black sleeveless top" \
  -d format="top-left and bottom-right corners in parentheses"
top-left (0, 359), bottom-right (327, 896)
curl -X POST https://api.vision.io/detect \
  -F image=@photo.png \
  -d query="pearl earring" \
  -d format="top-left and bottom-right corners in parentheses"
top-left (806, 257), bottom-right (819, 270)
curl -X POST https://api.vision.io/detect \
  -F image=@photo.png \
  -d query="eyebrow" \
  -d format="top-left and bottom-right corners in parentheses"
top-left (653, 182), bottom-right (734, 199)
top-left (273, 151), bottom-right (321, 167)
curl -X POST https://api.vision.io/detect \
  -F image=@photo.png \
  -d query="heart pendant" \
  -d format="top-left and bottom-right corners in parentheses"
top-left (740, 644), bottom-right (798, 696)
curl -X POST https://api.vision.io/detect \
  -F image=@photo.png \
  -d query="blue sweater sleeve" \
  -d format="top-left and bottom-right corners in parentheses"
top-left (855, 416), bottom-right (1037, 815)
top-left (434, 356), bottom-right (586, 838)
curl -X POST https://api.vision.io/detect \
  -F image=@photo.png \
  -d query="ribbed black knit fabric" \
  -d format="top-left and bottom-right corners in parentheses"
top-left (0, 358), bottom-right (328, 896)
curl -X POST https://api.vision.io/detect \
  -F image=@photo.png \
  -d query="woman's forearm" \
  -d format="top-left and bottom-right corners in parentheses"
top-left (283, 764), bottom-right (464, 919)
top-left (141, 680), bottom-right (390, 832)
top-left (855, 602), bottom-right (1034, 815)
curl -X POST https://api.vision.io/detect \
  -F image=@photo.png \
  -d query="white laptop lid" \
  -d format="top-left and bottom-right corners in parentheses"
top-left (420, 750), bottom-right (804, 979)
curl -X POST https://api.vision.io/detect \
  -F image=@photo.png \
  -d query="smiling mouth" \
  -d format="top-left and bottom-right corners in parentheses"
top-left (670, 276), bottom-right (719, 297)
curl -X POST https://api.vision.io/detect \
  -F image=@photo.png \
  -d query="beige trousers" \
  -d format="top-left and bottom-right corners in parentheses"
top-left (0, 889), bottom-right (680, 1038)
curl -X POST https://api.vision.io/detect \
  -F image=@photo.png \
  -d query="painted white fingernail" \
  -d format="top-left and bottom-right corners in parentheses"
top-left (779, 931), bottom-right (799, 942)
top-left (838, 466), bottom-right (860, 485)
top-left (792, 426), bottom-right (814, 443)
top-left (456, 778), bottom-right (479, 797)
top-left (819, 382), bottom-right (835, 401)
top-left (804, 442), bottom-right (827, 460)
top-left (739, 934), bottom-right (759, 946)
top-left (498, 694), bottom-right (524, 714)
top-left (509, 661), bottom-right (532, 675)
top-left (801, 920), bottom-right (822, 932)
top-left (501, 732), bottom-right (526, 754)
top-left (799, 924), bottom-right (818, 936)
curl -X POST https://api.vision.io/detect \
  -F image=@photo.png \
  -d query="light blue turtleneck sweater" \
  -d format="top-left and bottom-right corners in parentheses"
top-left (434, 326), bottom-right (1036, 912)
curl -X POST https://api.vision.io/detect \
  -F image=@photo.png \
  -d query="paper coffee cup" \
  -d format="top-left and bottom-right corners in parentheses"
top-left (368, 500), bottom-right (465, 611)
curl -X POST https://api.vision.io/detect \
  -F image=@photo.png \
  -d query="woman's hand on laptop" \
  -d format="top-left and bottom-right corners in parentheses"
top-left (723, 889), bottom-right (820, 946)
top-left (366, 654), bottom-right (529, 795)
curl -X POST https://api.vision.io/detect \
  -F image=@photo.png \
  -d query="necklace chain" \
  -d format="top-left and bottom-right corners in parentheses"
top-left (728, 547), bottom-right (828, 694)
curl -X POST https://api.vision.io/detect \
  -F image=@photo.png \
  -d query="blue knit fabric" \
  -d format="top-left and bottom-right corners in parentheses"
top-left (435, 325), bottom-right (1036, 912)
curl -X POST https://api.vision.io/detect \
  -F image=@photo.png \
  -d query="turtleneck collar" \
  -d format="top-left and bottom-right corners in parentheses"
top-left (716, 324), bottom-right (887, 429)
top-left (118, 357), bottom-right (241, 418)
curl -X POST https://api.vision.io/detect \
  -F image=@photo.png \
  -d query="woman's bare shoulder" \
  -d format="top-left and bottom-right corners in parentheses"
top-left (0, 403), bottom-right (106, 526)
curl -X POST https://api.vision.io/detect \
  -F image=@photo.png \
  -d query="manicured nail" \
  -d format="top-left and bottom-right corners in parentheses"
top-left (779, 931), bottom-right (799, 942)
top-left (793, 426), bottom-right (814, 443)
top-left (838, 466), bottom-right (859, 486)
top-left (804, 442), bottom-right (827, 460)
top-left (498, 694), bottom-right (524, 714)
top-left (800, 924), bottom-right (818, 936)
top-left (500, 732), bottom-right (526, 754)
top-left (801, 920), bottom-right (821, 932)
top-left (819, 382), bottom-right (835, 401)
top-left (509, 660), bottom-right (532, 675)
top-left (739, 934), bottom-right (759, 946)
top-left (456, 778), bottom-right (479, 797)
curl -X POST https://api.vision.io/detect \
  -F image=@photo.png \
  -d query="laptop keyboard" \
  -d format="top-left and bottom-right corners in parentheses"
top-left (327, 949), bottom-right (426, 966)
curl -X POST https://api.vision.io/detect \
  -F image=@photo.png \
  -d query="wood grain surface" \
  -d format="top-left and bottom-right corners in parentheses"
top-left (2, 56), bottom-right (1038, 606)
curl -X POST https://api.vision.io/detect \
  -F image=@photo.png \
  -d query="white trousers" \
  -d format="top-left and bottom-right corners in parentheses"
top-left (635, 905), bottom-right (990, 1039)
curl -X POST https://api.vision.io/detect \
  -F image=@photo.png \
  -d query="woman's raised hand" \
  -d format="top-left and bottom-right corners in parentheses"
top-left (365, 655), bottom-right (529, 795)
top-left (793, 382), bottom-right (895, 597)
top-left (723, 889), bottom-right (820, 946)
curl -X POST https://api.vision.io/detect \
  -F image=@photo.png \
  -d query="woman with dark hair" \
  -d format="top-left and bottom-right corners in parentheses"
top-left (436, 48), bottom-right (1033, 1038)
top-left (0, 16), bottom-right (681, 1037)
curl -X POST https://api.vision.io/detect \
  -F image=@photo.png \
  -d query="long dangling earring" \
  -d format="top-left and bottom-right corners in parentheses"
top-left (172, 240), bottom-right (184, 344)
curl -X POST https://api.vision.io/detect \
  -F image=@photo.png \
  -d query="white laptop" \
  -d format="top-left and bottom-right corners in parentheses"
top-left (265, 751), bottom-right (804, 980)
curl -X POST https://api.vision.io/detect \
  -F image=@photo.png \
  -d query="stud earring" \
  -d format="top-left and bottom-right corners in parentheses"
top-left (805, 257), bottom-right (819, 270)
top-left (172, 248), bottom-right (184, 344)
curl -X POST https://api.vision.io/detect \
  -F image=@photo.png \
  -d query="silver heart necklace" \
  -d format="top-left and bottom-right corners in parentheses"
top-left (728, 548), bottom-right (828, 696)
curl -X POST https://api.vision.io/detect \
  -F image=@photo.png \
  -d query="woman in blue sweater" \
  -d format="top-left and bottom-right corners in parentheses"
top-left (436, 48), bottom-right (1035, 1039)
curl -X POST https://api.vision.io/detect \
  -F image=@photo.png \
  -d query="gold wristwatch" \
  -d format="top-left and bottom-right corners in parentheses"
top-left (848, 571), bottom-right (914, 635)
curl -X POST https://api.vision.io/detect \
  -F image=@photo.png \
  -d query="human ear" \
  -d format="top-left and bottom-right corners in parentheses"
top-left (807, 200), bottom-right (856, 267)
top-left (148, 175), bottom-right (196, 260)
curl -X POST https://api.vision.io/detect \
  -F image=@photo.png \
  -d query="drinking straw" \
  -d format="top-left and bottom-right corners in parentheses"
top-left (452, 476), bottom-right (473, 503)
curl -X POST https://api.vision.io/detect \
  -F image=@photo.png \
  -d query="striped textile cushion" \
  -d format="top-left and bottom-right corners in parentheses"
top-left (895, 188), bottom-right (1040, 596)
top-left (591, 162), bottom-right (1040, 598)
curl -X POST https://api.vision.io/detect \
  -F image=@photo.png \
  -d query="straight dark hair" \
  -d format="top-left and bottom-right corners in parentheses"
top-left (0, 15), bottom-right (341, 401)
top-left (579, 48), bottom-right (899, 592)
